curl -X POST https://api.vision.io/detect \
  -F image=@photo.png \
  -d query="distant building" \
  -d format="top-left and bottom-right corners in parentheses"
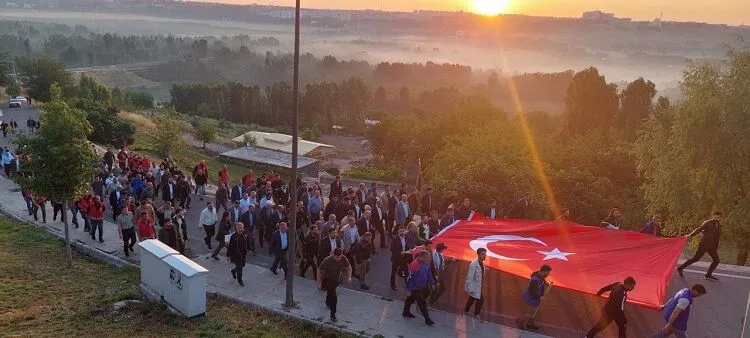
top-left (582, 10), bottom-right (616, 21)
top-left (231, 131), bottom-right (335, 158)
top-left (5, 2), bottom-right (18, 8)
top-left (220, 147), bottom-right (320, 178)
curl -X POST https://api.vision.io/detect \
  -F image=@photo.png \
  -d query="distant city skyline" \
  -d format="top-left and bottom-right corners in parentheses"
top-left (190, 0), bottom-right (749, 26)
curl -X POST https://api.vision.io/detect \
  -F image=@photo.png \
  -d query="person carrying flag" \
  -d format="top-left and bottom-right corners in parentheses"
top-left (585, 276), bottom-right (636, 338)
top-left (516, 264), bottom-right (552, 331)
top-left (652, 283), bottom-right (707, 338)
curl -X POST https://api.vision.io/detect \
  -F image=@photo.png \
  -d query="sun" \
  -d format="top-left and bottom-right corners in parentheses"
top-left (471, 0), bottom-right (510, 16)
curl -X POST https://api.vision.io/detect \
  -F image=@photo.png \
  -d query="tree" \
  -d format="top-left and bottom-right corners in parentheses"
top-left (152, 108), bottom-right (184, 157)
top-left (339, 76), bottom-right (370, 132)
top-left (0, 52), bottom-right (11, 87)
top-left (372, 86), bottom-right (386, 108)
top-left (196, 123), bottom-right (218, 149)
top-left (5, 79), bottom-right (21, 98)
top-left (634, 49), bottom-right (750, 265)
top-left (488, 71), bottom-right (500, 95)
top-left (17, 57), bottom-right (74, 101)
top-left (617, 77), bottom-right (656, 133)
top-left (14, 83), bottom-right (97, 267)
top-left (564, 67), bottom-right (619, 135)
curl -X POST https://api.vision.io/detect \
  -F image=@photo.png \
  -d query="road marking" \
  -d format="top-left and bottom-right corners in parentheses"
top-left (684, 269), bottom-right (750, 280)
top-left (743, 290), bottom-right (749, 338)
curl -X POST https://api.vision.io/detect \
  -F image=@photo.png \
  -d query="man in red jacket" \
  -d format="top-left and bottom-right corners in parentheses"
top-left (88, 195), bottom-right (106, 242)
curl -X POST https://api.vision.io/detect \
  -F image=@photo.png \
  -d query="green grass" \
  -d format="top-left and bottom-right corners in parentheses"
top-left (681, 239), bottom-right (748, 266)
top-left (131, 129), bottom-right (258, 186)
top-left (0, 216), bottom-right (354, 337)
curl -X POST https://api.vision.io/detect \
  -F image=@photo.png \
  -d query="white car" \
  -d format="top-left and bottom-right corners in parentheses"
top-left (8, 99), bottom-right (21, 108)
top-left (15, 96), bottom-right (27, 104)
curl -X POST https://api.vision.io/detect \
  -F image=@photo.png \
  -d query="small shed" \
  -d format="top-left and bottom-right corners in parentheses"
top-left (220, 147), bottom-right (320, 178)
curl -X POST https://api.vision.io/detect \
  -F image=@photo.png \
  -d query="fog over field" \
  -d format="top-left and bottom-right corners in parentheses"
top-left (4, 7), bottom-right (743, 93)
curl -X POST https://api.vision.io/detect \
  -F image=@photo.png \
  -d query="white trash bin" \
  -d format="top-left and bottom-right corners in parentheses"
top-left (138, 239), bottom-right (179, 297)
top-left (162, 254), bottom-right (209, 318)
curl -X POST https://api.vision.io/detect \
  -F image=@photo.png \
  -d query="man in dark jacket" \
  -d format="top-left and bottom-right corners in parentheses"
top-left (161, 178), bottom-right (176, 204)
top-left (585, 277), bottom-right (637, 338)
top-left (103, 148), bottom-right (115, 171)
top-left (506, 194), bottom-right (534, 219)
top-left (318, 226), bottom-right (342, 263)
top-left (329, 175), bottom-right (343, 200)
top-left (390, 226), bottom-right (413, 291)
top-left (677, 211), bottom-right (722, 281)
top-left (420, 187), bottom-right (433, 214)
top-left (516, 265), bottom-right (552, 330)
top-left (269, 222), bottom-right (289, 275)
top-left (230, 180), bottom-right (245, 203)
top-left (402, 250), bottom-right (435, 326)
top-left (158, 220), bottom-right (179, 251)
top-left (227, 222), bottom-right (248, 286)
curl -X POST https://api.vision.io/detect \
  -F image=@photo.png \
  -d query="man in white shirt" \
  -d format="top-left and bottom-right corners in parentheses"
top-left (340, 217), bottom-right (361, 277)
top-left (200, 201), bottom-right (218, 250)
top-left (486, 199), bottom-right (498, 219)
top-left (239, 193), bottom-right (252, 214)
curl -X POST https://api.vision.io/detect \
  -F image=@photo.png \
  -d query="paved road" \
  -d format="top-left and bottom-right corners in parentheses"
top-left (6, 102), bottom-right (748, 337)
top-left (0, 102), bottom-right (40, 148)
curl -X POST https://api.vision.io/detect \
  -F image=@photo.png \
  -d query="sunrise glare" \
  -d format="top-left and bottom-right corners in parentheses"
top-left (472, 0), bottom-right (509, 16)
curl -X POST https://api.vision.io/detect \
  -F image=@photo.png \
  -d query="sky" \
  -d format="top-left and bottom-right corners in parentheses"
top-left (192, 0), bottom-right (750, 26)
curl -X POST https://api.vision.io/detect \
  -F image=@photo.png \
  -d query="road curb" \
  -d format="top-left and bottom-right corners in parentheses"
top-left (207, 290), bottom-right (367, 337)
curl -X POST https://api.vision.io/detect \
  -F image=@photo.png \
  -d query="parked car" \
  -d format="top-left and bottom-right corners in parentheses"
top-left (8, 99), bottom-right (21, 108)
top-left (14, 96), bottom-right (27, 104)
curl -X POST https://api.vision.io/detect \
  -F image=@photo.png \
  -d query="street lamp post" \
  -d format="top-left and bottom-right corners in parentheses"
top-left (285, 0), bottom-right (301, 308)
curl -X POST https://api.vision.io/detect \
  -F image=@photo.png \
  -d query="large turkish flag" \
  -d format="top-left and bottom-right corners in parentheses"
top-left (432, 217), bottom-right (686, 309)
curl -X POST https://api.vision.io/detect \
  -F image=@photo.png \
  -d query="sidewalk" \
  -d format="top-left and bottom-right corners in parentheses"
top-left (0, 175), bottom-right (546, 337)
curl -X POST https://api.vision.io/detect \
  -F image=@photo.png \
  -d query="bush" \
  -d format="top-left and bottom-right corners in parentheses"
top-left (124, 90), bottom-right (154, 109)
top-left (344, 165), bottom-right (402, 182)
top-left (87, 108), bottom-right (135, 148)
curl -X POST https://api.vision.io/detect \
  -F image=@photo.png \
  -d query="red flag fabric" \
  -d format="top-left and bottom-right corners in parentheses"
top-left (432, 218), bottom-right (686, 309)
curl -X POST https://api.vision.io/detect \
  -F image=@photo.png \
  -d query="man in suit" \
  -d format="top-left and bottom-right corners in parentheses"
top-left (395, 194), bottom-right (413, 228)
top-left (356, 183), bottom-right (367, 204)
top-left (420, 187), bottom-right (434, 214)
top-left (485, 199), bottom-right (499, 219)
top-left (372, 199), bottom-right (387, 249)
top-left (323, 195), bottom-right (339, 221)
top-left (329, 175), bottom-right (343, 200)
top-left (161, 178), bottom-right (176, 204)
top-left (440, 207), bottom-right (456, 231)
top-left (335, 196), bottom-right (352, 221)
top-left (390, 225), bottom-right (412, 291)
top-left (229, 200), bottom-right (243, 226)
top-left (241, 204), bottom-right (257, 254)
top-left (357, 210), bottom-right (375, 238)
top-left (109, 185), bottom-right (123, 221)
top-left (274, 182), bottom-right (290, 207)
top-left (351, 196), bottom-right (364, 220)
top-left (269, 222), bottom-right (289, 275)
top-left (318, 226), bottom-right (342, 263)
top-left (231, 180), bottom-right (245, 203)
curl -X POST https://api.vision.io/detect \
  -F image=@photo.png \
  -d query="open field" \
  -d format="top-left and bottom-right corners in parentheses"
top-left (0, 215), bottom-right (352, 337)
top-left (78, 69), bottom-right (154, 89)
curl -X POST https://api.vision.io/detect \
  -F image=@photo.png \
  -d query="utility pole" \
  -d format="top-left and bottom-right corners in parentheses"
top-left (285, 0), bottom-right (301, 308)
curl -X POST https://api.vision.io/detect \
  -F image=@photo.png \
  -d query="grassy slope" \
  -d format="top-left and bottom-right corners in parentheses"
top-left (79, 69), bottom-right (154, 88)
top-left (0, 216), bottom-right (352, 337)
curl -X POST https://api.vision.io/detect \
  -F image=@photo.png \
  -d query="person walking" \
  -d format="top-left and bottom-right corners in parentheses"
top-left (116, 208), bottom-right (137, 257)
top-left (136, 211), bottom-right (157, 241)
top-left (211, 211), bottom-right (233, 260)
top-left (464, 247), bottom-right (487, 317)
top-left (354, 232), bottom-right (375, 290)
top-left (390, 225), bottom-right (413, 291)
top-left (300, 222), bottom-right (320, 279)
top-left (32, 194), bottom-right (48, 223)
top-left (652, 283), bottom-right (708, 338)
top-left (200, 202), bottom-right (218, 250)
top-left (227, 221), bottom-right (249, 286)
top-left (677, 211), bottom-right (722, 281)
top-left (585, 276), bottom-right (637, 338)
top-left (317, 247), bottom-right (351, 322)
top-left (158, 219), bottom-right (180, 251)
top-left (88, 196), bottom-right (106, 242)
top-left (429, 243), bottom-right (448, 305)
top-left (269, 222), bottom-right (290, 275)
top-left (402, 250), bottom-right (436, 326)
top-left (516, 264), bottom-right (552, 330)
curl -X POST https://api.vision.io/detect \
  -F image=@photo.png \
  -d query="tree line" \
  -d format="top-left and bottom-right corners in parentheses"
top-left (367, 51), bottom-right (750, 265)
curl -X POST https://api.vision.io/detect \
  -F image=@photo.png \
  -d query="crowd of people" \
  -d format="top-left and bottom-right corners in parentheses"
top-left (8, 147), bottom-right (719, 336)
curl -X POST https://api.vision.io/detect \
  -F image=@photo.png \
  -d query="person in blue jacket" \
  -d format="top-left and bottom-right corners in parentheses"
top-left (402, 250), bottom-right (435, 326)
top-left (516, 264), bottom-right (552, 330)
top-left (652, 283), bottom-right (707, 338)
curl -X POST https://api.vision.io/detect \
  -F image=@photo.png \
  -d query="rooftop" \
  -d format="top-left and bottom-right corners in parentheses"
top-left (220, 147), bottom-right (318, 169)
top-left (231, 131), bottom-right (334, 156)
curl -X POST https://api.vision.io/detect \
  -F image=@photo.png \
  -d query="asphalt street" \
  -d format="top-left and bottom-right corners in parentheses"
top-left (5, 102), bottom-right (748, 338)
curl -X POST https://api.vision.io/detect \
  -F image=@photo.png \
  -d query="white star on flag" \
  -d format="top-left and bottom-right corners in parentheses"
top-left (538, 248), bottom-right (575, 261)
